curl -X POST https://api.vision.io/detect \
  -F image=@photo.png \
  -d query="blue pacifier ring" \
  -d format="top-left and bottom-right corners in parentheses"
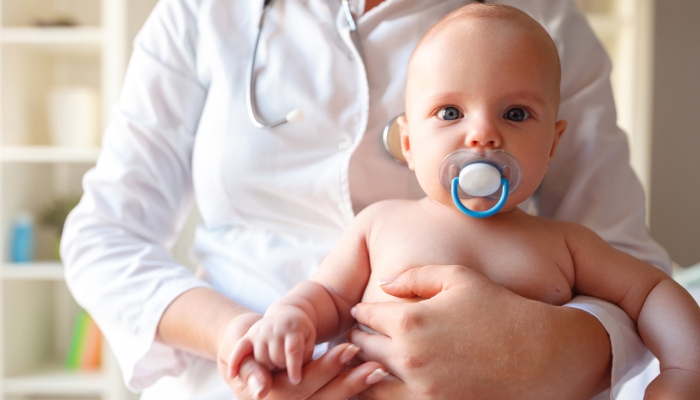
top-left (451, 177), bottom-right (509, 218)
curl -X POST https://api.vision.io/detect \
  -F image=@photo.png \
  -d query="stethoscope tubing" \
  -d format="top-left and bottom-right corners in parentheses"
top-left (247, 0), bottom-right (363, 129)
top-left (247, 1), bottom-right (288, 128)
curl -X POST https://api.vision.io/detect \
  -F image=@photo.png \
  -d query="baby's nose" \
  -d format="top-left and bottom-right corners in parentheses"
top-left (464, 119), bottom-right (502, 151)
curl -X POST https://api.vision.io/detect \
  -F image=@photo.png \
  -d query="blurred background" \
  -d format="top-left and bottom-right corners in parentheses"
top-left (0, 0), bottom-right (696, 399)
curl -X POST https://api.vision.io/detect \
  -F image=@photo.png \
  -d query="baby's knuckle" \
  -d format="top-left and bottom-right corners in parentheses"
top-left (287, 345), bottom-right (304, 356)
top-left (281, 319), bottom-right (301, 333)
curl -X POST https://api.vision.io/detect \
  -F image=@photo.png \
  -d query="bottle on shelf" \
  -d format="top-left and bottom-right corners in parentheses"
top-left (10, 211), bottom-right (35, 263)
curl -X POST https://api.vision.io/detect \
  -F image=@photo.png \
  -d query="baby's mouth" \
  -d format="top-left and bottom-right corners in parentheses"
top-left (438, 149), bottom-right (522, 218)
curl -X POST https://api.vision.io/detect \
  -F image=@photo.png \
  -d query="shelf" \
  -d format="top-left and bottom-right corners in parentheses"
top-left (1, 146), bottom-right (101, 163)
top-left (1, 27), bottom-right (102, 45)
top-left (2, 262), bottom-right (64, 280)
top-left (4, 364), bottom-right (105, 396)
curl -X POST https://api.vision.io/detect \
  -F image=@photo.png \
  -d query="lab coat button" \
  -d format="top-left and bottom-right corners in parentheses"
top-left (338, 138), bottom-right (352, 150)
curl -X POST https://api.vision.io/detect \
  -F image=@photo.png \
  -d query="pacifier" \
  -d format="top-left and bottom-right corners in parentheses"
top-left (438, 149), bottom-right (522, 218)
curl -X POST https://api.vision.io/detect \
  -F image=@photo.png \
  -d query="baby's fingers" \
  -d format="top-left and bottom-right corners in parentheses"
top-left (285, 333), bottom-right (306, 385)
top-left (228, 337), bottom-right (254, 379)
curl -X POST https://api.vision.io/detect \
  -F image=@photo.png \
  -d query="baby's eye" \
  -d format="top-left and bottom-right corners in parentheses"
top-left (504, 107), bottom-right (530, 122)
top-left (437, 106), bottom-right (463, 121)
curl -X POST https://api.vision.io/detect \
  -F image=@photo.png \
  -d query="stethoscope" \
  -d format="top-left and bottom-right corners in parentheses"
top-left (248, 0), bottom-right (400, 154)
top-left (247, 0), bottom-right (515, 218)
top-left (247, 0), bottom-right (364, 128)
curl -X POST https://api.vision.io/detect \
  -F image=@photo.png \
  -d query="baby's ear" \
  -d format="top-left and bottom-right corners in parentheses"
top-left (398, 114), bottom-right (415, 170)
top-left (549, 119), bottom-right (568, 162)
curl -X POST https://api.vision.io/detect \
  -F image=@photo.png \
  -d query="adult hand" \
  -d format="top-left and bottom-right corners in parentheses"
top-left (349, 265), bottom-right (612, 400)
top-left (217, 312), bottom-right (387, 400)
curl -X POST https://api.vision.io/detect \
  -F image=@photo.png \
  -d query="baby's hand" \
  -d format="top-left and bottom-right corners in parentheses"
top-left (228, 304), bottom-right (317, 389)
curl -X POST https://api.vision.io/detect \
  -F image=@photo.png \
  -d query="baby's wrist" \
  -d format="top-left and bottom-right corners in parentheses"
top-left (216, 312), bottom-right (262, 356)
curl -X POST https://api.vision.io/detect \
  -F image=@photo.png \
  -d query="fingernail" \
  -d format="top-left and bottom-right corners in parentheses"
top-left (365, 368), bottom-right (388, 385)
top-left (248, 374), bottom-right (264, 398)
top-left (340, 344), bottom-right (360, 364)
top-left (350, 306), bottom-right (356, 318)
top-left (377, 276), bottom-right (396, 286)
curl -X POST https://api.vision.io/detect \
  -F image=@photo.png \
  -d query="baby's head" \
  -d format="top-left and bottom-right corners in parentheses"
top-left (399, 3), bottom-right (567, 213)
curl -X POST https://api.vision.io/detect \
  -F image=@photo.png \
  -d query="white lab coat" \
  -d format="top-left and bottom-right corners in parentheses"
top-left (61, 0), bottom-right (671, 398)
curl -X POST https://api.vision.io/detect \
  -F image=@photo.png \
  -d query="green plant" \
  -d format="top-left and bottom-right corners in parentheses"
top-left (39, 195), bottom-right (81, 234)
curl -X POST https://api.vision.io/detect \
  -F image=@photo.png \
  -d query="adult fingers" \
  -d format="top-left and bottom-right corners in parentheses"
top-left (351, 301), bottom-right (412, 339)
top-left (353, 373), bottom-right (405, 400)
top-left (346, 329), bottom-right (396, 374)
top-left (307, 361), bottom-right (388, 400)
top-left (267, 343), bottom-right (360, 399)
top-left (237, 355), bottom-right (273, 399)
top-left (378, 264), bottom-right (478, 299)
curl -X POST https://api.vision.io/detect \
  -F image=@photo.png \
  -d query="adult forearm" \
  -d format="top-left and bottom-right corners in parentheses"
top-left (157, 287), bottom-right (257, 360)
top-left (545, 305), bottom-right (612, 398)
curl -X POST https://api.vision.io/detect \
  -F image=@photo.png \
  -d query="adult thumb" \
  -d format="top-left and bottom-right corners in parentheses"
top-left (378, 264), bottom-right (479, 299)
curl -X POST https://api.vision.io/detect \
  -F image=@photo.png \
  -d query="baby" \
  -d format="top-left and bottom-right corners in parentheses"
top-left (229, 4), bottom-right (700, 398)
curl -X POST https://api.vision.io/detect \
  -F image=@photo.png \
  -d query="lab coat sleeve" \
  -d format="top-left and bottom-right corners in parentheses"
top-left (504, 0), bottom-right (672, 398)
top-left (61, 0), bottom-right (210, 391)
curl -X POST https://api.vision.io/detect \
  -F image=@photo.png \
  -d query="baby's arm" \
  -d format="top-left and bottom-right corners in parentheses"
top-left (227, 205), bottom-right (377, 388)
top-left (567, 224), bottom-right (700, 398)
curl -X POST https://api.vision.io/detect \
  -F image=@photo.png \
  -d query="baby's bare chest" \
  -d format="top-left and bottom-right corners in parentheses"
top-left (361, 213), bottom-right (574, 306)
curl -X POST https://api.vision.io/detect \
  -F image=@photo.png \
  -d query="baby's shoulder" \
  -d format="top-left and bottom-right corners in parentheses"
top-left (527, 215), bottom-right (601, 244)
top-left (350, 199), bottom-right (418, 231)
top-left (355, 199), bottom-right (417, 219)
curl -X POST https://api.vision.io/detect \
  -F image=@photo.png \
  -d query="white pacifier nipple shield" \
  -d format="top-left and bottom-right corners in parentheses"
top-left (438, 149), bottom-right (522, 218)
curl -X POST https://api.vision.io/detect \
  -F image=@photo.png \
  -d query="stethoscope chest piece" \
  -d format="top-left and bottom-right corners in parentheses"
top-left (383, 114), bottom-right (407, 164)
top-left (439, 149), bottom-right (522, 218)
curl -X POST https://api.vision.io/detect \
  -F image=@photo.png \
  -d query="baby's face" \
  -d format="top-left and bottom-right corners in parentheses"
top-left (400, 17), bottom-right (567, 213)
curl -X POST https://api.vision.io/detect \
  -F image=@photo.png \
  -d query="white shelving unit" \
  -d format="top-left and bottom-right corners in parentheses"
top-left (0, 1), bottom-right (156, 399)
top-left (2, 262), bottom-right (65, 280)
top-left (1, 27), bottom-right (103, 45)
top-left (1, 146), bottom-right (101, 163)
top-left (575, 0), bottom-right (656, 217)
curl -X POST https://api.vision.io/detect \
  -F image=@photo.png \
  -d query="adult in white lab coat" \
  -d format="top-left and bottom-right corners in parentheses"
top-left (61, 0), bottom-right (670, 398)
